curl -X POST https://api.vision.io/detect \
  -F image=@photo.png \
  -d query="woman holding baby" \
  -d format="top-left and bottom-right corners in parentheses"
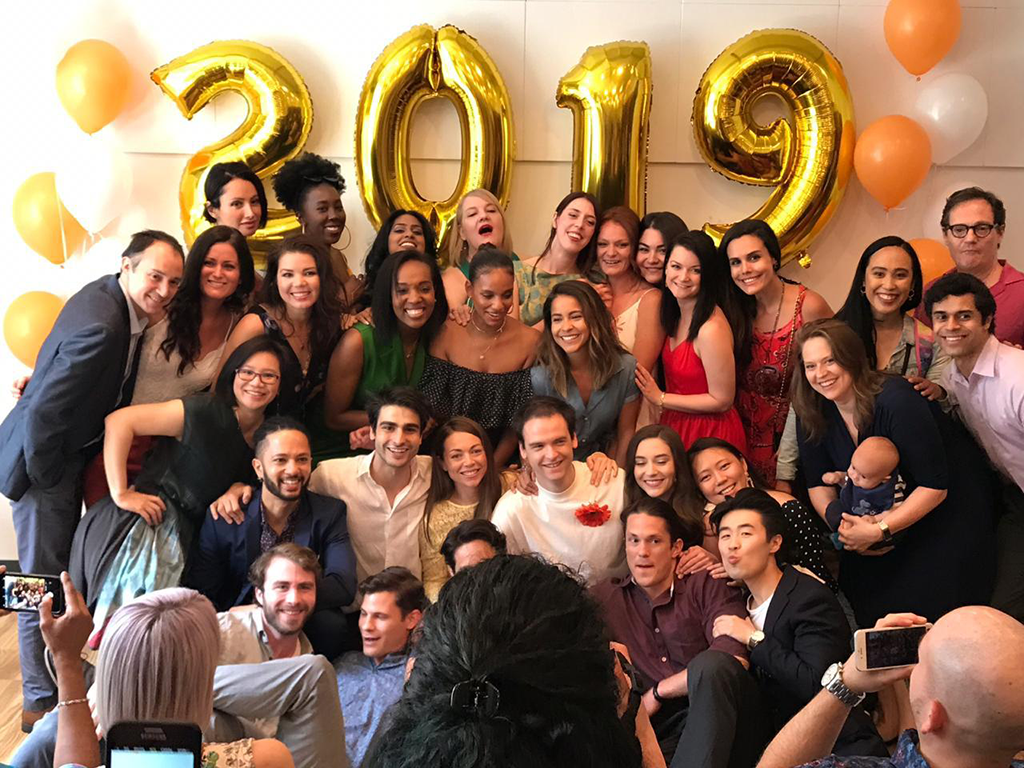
top-left (790, 317), bottom-right (996, 628)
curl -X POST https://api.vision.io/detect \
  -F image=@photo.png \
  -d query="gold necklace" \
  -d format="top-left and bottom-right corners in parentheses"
top-left (470, 314), bottom-right (507, 361)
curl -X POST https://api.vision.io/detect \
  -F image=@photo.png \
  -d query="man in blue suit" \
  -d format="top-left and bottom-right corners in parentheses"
top-left (192, 417), bottom-right (358, 660)
top-left (0, 230), bottom-right (184, 730)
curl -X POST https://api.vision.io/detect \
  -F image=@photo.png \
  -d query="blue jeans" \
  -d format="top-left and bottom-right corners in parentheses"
top-left (12, 456), bottom-right (85, 709)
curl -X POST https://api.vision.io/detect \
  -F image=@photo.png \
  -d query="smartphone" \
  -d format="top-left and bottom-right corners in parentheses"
top-left (105, 722), bottom-right (203, 768)
top-left (854, 623), bottom-right (932, 671)
top-left (1, 572), bottom-right (64, 615)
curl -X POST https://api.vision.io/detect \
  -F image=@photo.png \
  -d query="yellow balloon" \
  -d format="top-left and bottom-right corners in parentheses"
top-left (557, 41), bottom-right (653, 215)
top-left (356, 25), bottom-right (515, 262)
top-left (151, 40), bottom-right (314, 266)
top-left (692, 29), bottom-right (856, 267)
top-left (4, 292), bottom-right (65, 367)
top-left (12, 172), bottom-right (88, 265)
top-left (56, 39), bottom-right (132, 135)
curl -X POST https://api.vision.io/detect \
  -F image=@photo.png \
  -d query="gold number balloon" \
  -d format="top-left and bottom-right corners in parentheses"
top-left (692, 29), bottom-right (855, 267)
top-left (557, 41), bottom-right (653, 216)
top-left (356, 25), bottom-right (515, 261)
top-left (151, 41), bottom-right (314, 264)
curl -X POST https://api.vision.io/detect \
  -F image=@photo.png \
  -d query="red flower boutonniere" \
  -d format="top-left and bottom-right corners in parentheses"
top-left (575, 501), bottom-right (612, 528)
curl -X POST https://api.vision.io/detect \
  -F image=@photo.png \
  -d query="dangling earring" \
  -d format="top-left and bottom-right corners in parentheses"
top-left (860, 286), bottom-right (867, 295)
top-left (746, 474), bottom-right (755, 488)
top-left (908, 289), bottom-right (915, 302)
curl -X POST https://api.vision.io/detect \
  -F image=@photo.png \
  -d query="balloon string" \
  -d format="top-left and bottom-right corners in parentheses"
top-left (54, 175), bottom-right (70, 267)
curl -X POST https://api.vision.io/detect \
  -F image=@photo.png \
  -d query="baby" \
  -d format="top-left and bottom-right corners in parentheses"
top-left (822, 436), bottom-right (900, 550)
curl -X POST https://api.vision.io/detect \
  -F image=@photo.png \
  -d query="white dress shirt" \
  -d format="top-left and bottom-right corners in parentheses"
top-left (491, 463), bottom-right (628, 586)
top-left (944, 334), bottom-right (1024, 489)
top-left (309, 453), bottom-right (432, 581)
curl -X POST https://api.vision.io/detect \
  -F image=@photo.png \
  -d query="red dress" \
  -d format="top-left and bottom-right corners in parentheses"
top-left (737, 285), bottom-right (807, 486)
top-left (659, 337), bottom-right (748, 453)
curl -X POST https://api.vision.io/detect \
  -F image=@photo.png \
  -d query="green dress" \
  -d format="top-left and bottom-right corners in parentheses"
top-left (513, 260), bottom-right (582, 327)
top-left (308, 323), bottom-right (425, 464)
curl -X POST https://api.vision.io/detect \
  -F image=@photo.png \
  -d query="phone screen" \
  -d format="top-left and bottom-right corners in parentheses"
top-left (109, 748), bottom-right (196, 767)
top-left (2, 573), bottom-right (63, 614)
top-left (864, 625), bottom-right (929, 669)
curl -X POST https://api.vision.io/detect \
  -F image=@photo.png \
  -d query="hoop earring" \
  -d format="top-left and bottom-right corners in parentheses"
top-left (340, 225), bottom-right (352, 252)
top-left (746, 474), bottom-right (755, 488)
top-left (860, 286), bottom-right (866, 295)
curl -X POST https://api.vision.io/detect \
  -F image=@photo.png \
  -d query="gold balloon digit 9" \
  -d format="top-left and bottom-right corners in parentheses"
top-left (355, 25), bottom-right (515, 262)
top-left (692, 29), bottom-right (855, 267)
top-left (557, 41), bottom-right (653, 215)
top-left (151, 40), bottom-right (315, 265)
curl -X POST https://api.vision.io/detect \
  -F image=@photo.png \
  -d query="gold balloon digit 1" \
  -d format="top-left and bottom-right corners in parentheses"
top-left (692, 29), bottom-right (855, 267)
top-left (356, 25), bottom-right (515, 262)
top-left (151, 40), bottom-right (314, 265)
top-left (557, 41), bottom-right (653, 215)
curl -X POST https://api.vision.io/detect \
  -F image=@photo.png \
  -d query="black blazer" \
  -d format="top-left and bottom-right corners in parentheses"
top-left (749, 566), bottom-right (886, 757)
top-left (191, 486), bottom-right (358, 612)
top-left (0, 275), bottom-right (137, 500)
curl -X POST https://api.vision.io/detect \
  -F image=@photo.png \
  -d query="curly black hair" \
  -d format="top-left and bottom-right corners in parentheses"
top-left (272, 152), bottom-right (346, 213)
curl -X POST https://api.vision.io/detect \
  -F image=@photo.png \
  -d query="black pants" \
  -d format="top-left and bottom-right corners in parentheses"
top-left (651, 650), bottom-right (767, 768)
top-left (992, 483), bottom-right (1024, 623)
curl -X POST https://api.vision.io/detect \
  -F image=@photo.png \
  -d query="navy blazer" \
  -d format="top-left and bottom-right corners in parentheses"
top-left (0, 275), bottom-right (137, 500)
top-left (191, 486), bottom-right (358, 612)
top-left (750, 566), bottom-right (886, 756)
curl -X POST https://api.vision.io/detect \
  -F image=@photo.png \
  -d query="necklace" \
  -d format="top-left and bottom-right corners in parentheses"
top-left (470, 314), bottom-right (507, 361)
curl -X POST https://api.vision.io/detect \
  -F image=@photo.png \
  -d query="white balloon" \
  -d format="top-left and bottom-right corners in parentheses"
top-left (913, 73), bottom-right (988, 165)
top-left (56, 135), bottom-right (134, 233)
top-left (60, 237), bottom-right (127, 297)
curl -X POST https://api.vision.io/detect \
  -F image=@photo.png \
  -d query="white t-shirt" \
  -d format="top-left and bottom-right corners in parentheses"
top-left (491, 462), bottom-right (627, 585)
top-left (748, 592), bottom-right (774, 631)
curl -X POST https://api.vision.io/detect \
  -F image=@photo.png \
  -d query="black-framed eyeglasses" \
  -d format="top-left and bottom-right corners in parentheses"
top-left (944, 223), bottom-right (999, 239)
top-left (236, 367), bottom-right (280, 384)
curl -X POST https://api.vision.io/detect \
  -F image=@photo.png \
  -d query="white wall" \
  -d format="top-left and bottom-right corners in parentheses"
top-left (2, 0), bottom-right (1022, 559)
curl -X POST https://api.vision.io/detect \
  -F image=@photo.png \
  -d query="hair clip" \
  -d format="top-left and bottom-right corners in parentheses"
top-left (450, 678), bottom-right (501, 718)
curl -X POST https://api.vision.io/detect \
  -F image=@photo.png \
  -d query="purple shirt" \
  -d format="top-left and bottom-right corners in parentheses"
top-left (795, 728), bottom-right (1024, 767)
top-left (917, 260), bottom-right (1024, 346)
top-left (591, 570), bottom-right (748, 686)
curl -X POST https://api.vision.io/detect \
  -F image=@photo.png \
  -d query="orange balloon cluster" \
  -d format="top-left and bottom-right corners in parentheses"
top-left (884, 0), bottom-right (962, 77)
top-left (56, 39), bottom-right (132, 134)
top-left (854, 116), bottom-right (932, 210)
top-left (3, 292), bottom-right (65, 367)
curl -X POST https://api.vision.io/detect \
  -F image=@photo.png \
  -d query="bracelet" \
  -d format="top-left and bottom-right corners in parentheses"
top-left (57, 697), bottom-right (88, 709)
top-left (659, 391), bottom-right (665, 408)
top-left (651, 681), bottom-right (666, 704)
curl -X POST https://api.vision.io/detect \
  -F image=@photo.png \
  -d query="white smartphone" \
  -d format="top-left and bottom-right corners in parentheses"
top-left (853, 623), bottom-right (932, 671)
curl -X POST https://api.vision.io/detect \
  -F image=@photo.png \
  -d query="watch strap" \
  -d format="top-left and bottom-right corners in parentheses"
top-left (823, 662), bottom-right (865, 707)
top-left (651, 681), bottom-right (666, 704)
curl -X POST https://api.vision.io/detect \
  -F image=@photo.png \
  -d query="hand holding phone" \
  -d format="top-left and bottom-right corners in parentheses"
top-left (38, 572), bottom-right (92, 669)
top-left (2, 571), bottom-right (65, 615)
top-left (854, 623), bottom-right (932, 671)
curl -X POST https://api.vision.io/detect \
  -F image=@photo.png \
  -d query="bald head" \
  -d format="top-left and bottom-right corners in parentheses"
top-left (911, 606), bottom-right (1024, 755)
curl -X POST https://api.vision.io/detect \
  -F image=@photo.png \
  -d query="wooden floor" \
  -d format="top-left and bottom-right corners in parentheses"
top-left (0, 612), bottom-right (27, 764)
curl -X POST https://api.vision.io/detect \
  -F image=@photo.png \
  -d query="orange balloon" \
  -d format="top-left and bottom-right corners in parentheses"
top-left (4, 292), bottom-right (65, 367)
top-left (854, 116), bottom-right (932, 210)
top-left (884, 0), bottom-right (961, 77)
top-left (12, 172), bottom-right (88, 265)
top-left (56, 39), bottom-right (132, 134)
top-left (909, 238), bottom-right (954, 285)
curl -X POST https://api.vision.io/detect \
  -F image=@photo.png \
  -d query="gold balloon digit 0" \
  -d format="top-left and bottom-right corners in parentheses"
top-left (151, 40), bottom-right (314, 264)
top-left (557, 41), bottom-right (653, 216)
top-left (692, 29), bottom-right (855, 267)
top-left (356, 25), bottom-right (515, 262)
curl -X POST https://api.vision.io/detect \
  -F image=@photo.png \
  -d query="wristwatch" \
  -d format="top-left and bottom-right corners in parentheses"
top-left (747, 630), bottom-right (765, 651)
top-left (877, 520), bottom-right (894, 544)
top-left (821, 662), bottom-right (865, 707)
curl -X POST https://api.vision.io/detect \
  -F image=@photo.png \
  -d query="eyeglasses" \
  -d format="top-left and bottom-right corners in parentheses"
top-left (236, 368), bottom-right (280, 384)
top-left (944, 223), bottom-right (999, 239)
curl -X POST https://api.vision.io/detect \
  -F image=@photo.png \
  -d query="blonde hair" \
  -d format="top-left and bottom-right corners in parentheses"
top-left (97, 588), bottom-right (220, 733)
top-left (447, 189), bottom-right (513, 268)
